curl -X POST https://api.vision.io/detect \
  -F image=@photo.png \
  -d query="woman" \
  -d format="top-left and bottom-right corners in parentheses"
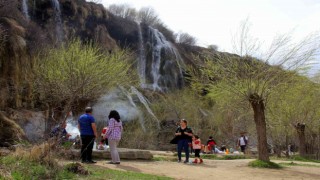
top-left (105, 110), bottom-right (123, 164)
top-left (175, 119), bottom-right (193, 163)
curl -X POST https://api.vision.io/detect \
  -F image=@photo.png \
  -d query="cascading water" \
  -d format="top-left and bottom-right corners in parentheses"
top-left (51, 0), bottom-right (63, 42)
top-left (144, 27), bottom-right (185, 91)
top-left (22, 0), bottom-right (30, 21)
top-left (136, 22), bottom-right (147, 88)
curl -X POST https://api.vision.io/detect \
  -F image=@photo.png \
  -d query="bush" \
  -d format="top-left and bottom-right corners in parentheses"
top-left (248, 160), bottom-right (282, 169)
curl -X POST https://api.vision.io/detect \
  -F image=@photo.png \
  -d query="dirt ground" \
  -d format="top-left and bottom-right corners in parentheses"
top-left (95, 158), bottom-right (320, 180)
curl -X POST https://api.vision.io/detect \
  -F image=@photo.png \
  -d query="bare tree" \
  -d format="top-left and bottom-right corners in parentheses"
top-left (192, 19), bottom-right (320, 161)
top-left (108, 4), bottom-right (137, 20)
top-left (137, 7), bottom-right (161, 26)
top-left (176, 32), bottom-right (197, 46)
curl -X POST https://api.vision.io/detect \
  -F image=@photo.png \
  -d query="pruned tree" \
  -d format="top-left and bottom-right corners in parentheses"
top-left (191, 19), bottom-right (320, 161)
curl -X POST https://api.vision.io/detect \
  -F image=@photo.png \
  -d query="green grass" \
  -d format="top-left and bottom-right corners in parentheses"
top-left (0, 155), bottom-right (69, 179)
top-left (0, 155), bottom-right (172, 180)
top-left (278, 162), bottom-right (320, 168)
top-left (271, 155), bottom-right (320, 163)
top-left (248, 160), bottom-right (282, 169)
top-left (84, 166), bottom-right (173, 180)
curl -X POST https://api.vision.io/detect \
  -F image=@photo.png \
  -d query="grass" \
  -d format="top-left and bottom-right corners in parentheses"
top-left (0, 155), bottom-right (172, 180)
top-left (271, 155), bottom-right (320, 163)
top-left (248, 160), bottom-right (282, 169)
top-left (278, 162), bottom-right (320, 168)
top-left (84, 166), bottom-right (173, 180)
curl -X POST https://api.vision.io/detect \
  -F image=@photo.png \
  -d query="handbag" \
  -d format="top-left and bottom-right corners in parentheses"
top-left (170, 136), bottom-right (179, 144)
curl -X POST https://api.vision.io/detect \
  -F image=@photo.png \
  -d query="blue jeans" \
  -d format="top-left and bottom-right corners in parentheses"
top-left (177, 139), bottom-right (190, 161)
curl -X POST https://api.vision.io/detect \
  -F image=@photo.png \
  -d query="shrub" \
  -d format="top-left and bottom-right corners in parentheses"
top-left (248, 160), bottom-right (282, 169)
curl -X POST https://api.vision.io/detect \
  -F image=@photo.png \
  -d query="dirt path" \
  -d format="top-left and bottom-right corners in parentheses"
top-left (94, 159), bottom-right (320, 180)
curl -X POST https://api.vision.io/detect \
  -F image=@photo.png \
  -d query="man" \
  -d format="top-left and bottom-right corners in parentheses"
top-left (78, 107), bottom-right (98, 163)
top-left (50, 121), bottom-right (71, 142)
top-left (238, 132), bottom-right (248, 154)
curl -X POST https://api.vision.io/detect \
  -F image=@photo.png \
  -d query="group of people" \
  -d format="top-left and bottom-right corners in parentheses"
top-left (77, 107), bottom-right (123, 164)
top-left (173, 119), bottom-right (249, 164)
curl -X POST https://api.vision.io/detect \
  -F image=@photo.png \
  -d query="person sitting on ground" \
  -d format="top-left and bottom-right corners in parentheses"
top-left (207, 136), bottom-right (216, 153)
top-left (50, 121), bottom-right (71, 141)
top-left (192, 135), bottom-right (203, 164)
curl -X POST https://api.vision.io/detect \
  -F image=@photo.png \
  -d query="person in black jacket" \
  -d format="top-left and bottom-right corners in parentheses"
top-left (175, 119), bottom-right (193, 163)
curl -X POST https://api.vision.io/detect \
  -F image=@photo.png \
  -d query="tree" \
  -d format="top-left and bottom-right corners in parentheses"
top-left (108, 4), bottom-right (137, 20)
top-left (176, 32), bottom-right (197, 46)
top-left (34, 39), bottom-right (138, 117)
top-left (192, 20), bottom-right (320, 161)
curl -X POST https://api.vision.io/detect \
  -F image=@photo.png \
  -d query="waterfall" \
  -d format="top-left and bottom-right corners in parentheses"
top-left (147, 27), bottom-right (185, 91)
top-left (130, 86), bottom-right (160, 129)
top-left (51, 0), bottom-right (63, 42)
top-left (136, 22), bottom-right (147, 88)
top-left (92, 86), bottom-right (161, 131)
top-left (22, 0), bottom-right (30, 21)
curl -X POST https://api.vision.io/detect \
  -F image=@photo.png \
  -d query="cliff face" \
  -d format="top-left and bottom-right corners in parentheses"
top-left (0, 0), bottom-right (206, 110)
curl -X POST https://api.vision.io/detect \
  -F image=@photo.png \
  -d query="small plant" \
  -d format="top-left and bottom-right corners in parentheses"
top-left (248, 160), bottom-right (282, 169)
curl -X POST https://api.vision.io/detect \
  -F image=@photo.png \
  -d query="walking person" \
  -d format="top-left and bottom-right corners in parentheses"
top-left (175, 119), bottom-right (193, 163)
top-left (78, 107), bottom-right (98, 163)
top-left (105, 110), bottom-right (123, 164)
top-left (237, 132), bottom-right (248, 154)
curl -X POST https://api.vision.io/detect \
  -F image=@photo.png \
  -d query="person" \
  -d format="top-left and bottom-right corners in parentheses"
top-left (192, 135), bottom-right (203, 164)
top-left (207, 136), bottom-right (216, 153)
top-left (78, 107), bottom-right (98, 164)
top-left (175, 119), bottom-right (193, 163)
top-left (237, 132), bottom-right (248, 154)
top-left (105, 110), bottom-right (123, 164)
top-left (101, 126), bottom-right (108, 146)
top-left (50, 121), bottom-right (71, 141)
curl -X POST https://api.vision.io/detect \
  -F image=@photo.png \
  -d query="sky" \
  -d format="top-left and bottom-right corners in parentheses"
top-left (96, 0), bottom-right (320, 74)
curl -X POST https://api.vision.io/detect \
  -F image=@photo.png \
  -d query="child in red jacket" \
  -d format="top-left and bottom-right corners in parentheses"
top-left (192, 135), bottom-right (203, 164)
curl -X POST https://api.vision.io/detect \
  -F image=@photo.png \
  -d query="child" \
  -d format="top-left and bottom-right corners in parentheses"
top-left (192, 135), bottom-right (203, 164)
top-left (207, 136), bottom-right (216, 153)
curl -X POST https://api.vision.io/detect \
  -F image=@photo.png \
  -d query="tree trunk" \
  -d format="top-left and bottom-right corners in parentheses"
top-left (295, 123), bottom-right (306, 157)
top-left (250, 95), bottom-right (270, 162)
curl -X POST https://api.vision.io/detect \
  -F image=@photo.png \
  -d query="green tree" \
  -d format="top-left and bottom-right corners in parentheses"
top-left (191, 20), bottom-right (320, 161)
top-left (34, 39), bottom-right (138, 116)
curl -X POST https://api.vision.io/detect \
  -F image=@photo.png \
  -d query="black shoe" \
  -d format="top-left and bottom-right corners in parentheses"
top-left (115, 162), bottom-right (120, 164)
top-left (84, 160), bottom-right (97, 164)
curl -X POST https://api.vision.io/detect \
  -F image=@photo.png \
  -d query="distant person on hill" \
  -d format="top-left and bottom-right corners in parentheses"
top-left (192, 135), bottom-right (203, 164)
top-left (78, 107), bottom-right (98, 164)
top-left (105, 110), bottom-right (123, 164)
top-left (237, 132), bottom-right (248, 154)
top-left (175, 119), bottom-right (193, 163)
top-left (207, 136), bottom-right (216, 153)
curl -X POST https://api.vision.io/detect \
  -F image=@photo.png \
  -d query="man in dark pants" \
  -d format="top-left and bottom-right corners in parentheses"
top-left (78, 107), bottom-right (98, 163)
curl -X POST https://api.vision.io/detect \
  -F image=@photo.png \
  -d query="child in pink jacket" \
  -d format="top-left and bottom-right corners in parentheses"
top-left (192, 135), bottom-right (203, 164)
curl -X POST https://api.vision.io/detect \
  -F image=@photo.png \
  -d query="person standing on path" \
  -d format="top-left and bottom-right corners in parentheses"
top-left (78, 107), bottom-right (98, 163)
top-left (175, 119), bottom-right (193, 163)
top-left (237, 132), bottom-right (248, 154)
top-left (105, 110), bottom-right (123, 164)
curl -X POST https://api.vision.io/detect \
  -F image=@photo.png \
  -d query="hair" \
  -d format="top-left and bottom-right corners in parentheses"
top-left (193, 135), bottom-right (199, 139)
top-left (108, 110), bottom-right (121, 122)
top-left (209, 136), bottom-right (213, 139)
top-left (85, 107), bottom-right (93, 113)
top-left (180, 119), bottom-right (187, 125)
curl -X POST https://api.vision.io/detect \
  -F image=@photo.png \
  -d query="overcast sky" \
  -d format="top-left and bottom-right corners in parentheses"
top-left (98, 0), bottom-right (320, 74)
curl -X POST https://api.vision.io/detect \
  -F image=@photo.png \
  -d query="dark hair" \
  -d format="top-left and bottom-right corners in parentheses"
top-left (209, 136), bottom-right (213, 139)
top-left (108, 110), bottom-right (121, 122)
top-left (194, 135), bottom-right (199, 139)
top-left (181, 119), bottom-right (187, 125)
top-left (85, 107), bottom-right (93, 113)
